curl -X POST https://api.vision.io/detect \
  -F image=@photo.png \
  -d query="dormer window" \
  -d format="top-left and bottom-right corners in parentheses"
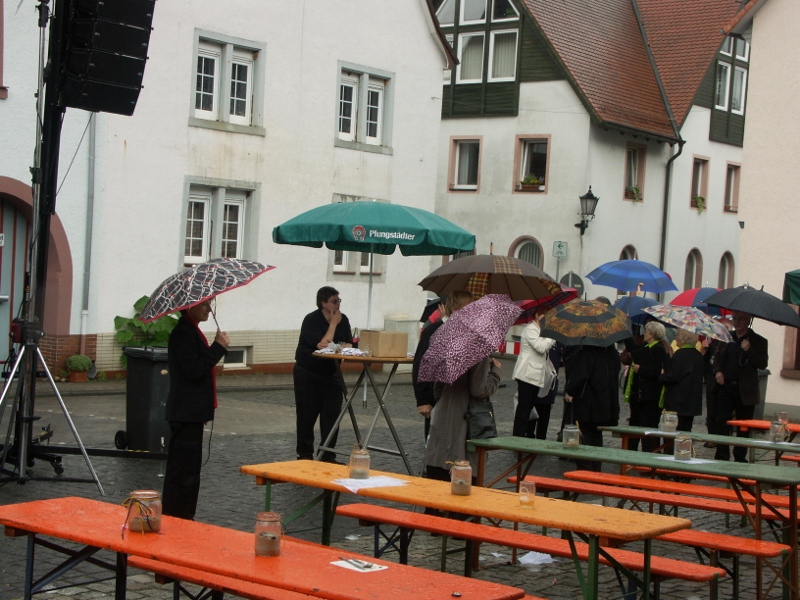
top-left (492, 0), bottom-right (519, 22)
top-left (461, 0), bottom-right (487, 25)
top-left (437, 0), bottom-right (455, 26)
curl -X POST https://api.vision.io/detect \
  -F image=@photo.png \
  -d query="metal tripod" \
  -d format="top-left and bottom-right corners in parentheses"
top-left (0, 326), bottom-right (104, 494)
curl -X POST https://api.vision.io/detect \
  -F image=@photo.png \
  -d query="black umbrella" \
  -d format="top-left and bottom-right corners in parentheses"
top-left (705, 284), bottom-right (800, 328)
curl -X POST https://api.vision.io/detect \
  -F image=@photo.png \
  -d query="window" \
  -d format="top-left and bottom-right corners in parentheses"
top-left (443, 35), bottom-right (454, 83)
top-left (691, 156), bottom-right (709, 210)
top-left (1, 0), bottom-right (7, 99)
top-left (329, 194), bottom-right (385, 278)
top-left (624, 143), bottom-right (646, 201)
top-left (488, 30), bottom-right (518, 82)
top-left (513, 238), bottom-right (543, 269)
top-left (437, 0), bottom-right (455, 26)
top-left (720, 37), bottom-right (733, 56)
top-left (735, 38), bottom-right (750, 62)
top-left (718, 252), bottom-right (735, 289)
top-left (223, 347), bottom-right (248, 369)
top-left (513, 136), bottom-right (549, 192)
top-left (781, 307), bottom-right (800, 378)
top-left (731, 67), bottom-right (747, 115)
top-left (333, 250), bottom-right (350, 273)
top-left (335, 63), bottom-right (394, 154)
top-left (190, 31), bottom-right (265, 134)
top-left (492, 0), bottom-right (519, 22)
top-left (449, 138), bottom-right (481, 191)
top-left (360, 252), bottom-right (380, 275)
top-left (461, 0), bottom-right (487, 24)
top-left (715, 62), bottom-right (730, 111)
top-left (456, 33), bottom-right (485, 83)
top-left (684, 249), bottom-right (703, 290)
top-left (182, 181), bottom-right (256, 266)
top-left (620, 245), bottom-right (638, 261)
top-left (724, 163), bottom-right (740, 212)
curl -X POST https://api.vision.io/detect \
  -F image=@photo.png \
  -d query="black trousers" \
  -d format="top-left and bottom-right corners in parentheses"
top-left (575, 422), bottom-right (604, 472)
top-left (293, 364), bottom-right (342, 460)
top-left (513, 379), bottom-right (542, 437)
top-left (714, 383), bottom-right (755, 462)
top-left (525, 403), bottom-right (552, 440)
top-left (162, 422), bottom-right (204, 521)
top-left (628, 401), bottom-right (661, 452)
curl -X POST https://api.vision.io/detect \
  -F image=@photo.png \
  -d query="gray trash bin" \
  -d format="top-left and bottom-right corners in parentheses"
top-left (754, 368), bottom-right (771, 421)
top-left (120, 346), bottom-right (171, 452)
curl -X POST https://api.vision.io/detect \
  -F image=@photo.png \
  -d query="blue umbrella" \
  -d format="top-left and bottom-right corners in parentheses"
top-left (586, 259), bottom-right (678, 294)
top-left (613, 296), bottom-right (658, 325)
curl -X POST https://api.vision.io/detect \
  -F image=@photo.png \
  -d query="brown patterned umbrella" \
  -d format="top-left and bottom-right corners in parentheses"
top-left (418, 254), bottom-right (561, 301)
top-left (540, 299), bottom-right (632, 347)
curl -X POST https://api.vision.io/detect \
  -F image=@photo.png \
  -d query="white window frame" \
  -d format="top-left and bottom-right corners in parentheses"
top-left (444, 34), bottom-right (454, 83)
top-left (436, 0), bottom-right (456, 26)
top-left (189, 30), bottom-right (265, 136)
top-left (491, 0), bottom-right (519, 22)
top-left (731, 66), bottom-right (747, 115)
top-left (715, 61), bottom-right (730, 111)
top-left (515, 240), bottom-right (543, 269)
top-left (222, 347), bottom-right (248, 369)
top-left (184, 194), bottom-right (211, 265)
top-left (181, 178), bottom-right (259, 268)
top-left (518, 138), bottom-right (548, 188)
top-left (333, 249), bottom-right (349, 273)
top-left (488, 29), bottom-right (518, 82)
top-left (460, 0), bottom-right (487, 25)
top-left (456, 33), bottom-right (485, 84)
top-left (334, 62), bottom-right (394, 155)
top-left (720, 36), bottom-right (733, 56)
top-left (453, 139), bottom-right (481, 190)
top-left (735, 38), bottom-right (750, 61)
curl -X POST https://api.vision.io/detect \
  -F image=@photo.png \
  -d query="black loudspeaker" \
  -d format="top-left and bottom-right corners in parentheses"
top-left (60, 0), bottom-right (156, 116)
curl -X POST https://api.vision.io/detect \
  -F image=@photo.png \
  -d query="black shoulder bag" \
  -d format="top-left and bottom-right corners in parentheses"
top-left (465, 401), bottom-right (498, 440)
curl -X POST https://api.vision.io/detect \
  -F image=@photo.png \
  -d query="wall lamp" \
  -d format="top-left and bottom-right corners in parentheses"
top-left (575, 186), bottom-right (600, 235)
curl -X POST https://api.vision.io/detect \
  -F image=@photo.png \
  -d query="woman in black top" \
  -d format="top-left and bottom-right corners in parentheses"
top-left (293, 286), bottom-right (353, 461)
top-left (661, 329), bottom-right (704, 432)
top-left (628, 321), bottom-right (669, 451)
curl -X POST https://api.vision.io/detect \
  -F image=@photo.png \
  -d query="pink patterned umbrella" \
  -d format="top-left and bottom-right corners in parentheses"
top-left (140, 258), bottom-right (275, 323)
top-left (418, 294), bottom-right (522, 384)
top-left (641, 304), bottom-right (733, 343)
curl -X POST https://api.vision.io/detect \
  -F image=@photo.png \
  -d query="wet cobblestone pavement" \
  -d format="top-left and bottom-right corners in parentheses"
top-left (0, 363), bottom-right (777, 599)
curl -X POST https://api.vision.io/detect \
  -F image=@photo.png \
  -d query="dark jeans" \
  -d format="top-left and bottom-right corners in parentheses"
top-left (713, 383), bottom-right (755, 462)
top-left (293, 364), bottom-right (342, 460)
top-left (514, 379), bottom-right (542, 437)
top-left (162, 422), bottom-right (204, 520)
top-left (628, 401), bottom-right (661, 452)
top-left (524, 403), bottom-right (552, 440)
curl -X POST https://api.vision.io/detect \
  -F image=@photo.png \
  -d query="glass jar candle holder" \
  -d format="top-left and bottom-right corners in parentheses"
top-left (562, 425), bottom-right (580, 448)
top-left (450, 460), bottom-right (472, 496)
top-left (348, 447), bottom-right (371, 479)
top-left (126, 490), bottom-right (162, 533)
top-left (779, 411), bottom-right (790, 426)
top-left (673, 435), bottom-right (693, 461)
top-left (770, 421), bottom-right (787, 443)
top-left (255, 512), bottom-right (282, 557)
top-left (660, 411), bottom-right (678, 432)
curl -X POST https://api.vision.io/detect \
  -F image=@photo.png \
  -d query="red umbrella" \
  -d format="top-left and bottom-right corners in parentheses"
top-left (670, 287), bottom-right (730, 317)
top-left (515, 287), bottom-right (578, 325)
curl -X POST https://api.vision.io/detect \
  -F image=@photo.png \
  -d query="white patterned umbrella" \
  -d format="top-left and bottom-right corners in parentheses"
top-left (418, 294), bottom-right (522, 385)
top-left (140, 258), bottom-right (275, 323)
top-left (641, 304), bottom-right (733, 343)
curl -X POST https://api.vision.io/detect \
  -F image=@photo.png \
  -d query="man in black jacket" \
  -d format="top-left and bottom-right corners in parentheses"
top-left (711, 311), bottom-right (769, 462)
top-left (162, 300), bottom-right (228, 520)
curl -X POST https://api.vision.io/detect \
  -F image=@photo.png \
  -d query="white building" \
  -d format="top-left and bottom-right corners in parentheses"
top-left (0, 0), bottom-right (453, 373)
top-left (430, 0), bottom-right (746, 303)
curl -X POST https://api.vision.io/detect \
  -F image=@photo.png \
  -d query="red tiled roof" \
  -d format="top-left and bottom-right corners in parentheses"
top-left (520, 0), bottom-right (741, 139)
top-left (638, 0), bottom-right (742, 127)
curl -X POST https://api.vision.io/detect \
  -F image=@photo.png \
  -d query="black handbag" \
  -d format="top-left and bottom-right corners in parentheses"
top-left (465, 401), bottom-right (498, 440)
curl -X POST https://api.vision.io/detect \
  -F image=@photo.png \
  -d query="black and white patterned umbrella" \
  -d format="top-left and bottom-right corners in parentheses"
top-left (140, 258), bottom-right (275, 323)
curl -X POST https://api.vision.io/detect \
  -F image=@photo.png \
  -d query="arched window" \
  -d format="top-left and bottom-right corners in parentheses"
top-left (511, 237), bottom-right (543, 269)
top-left (619, 245), bottom-right (638, 261)
top-left (718, 252), bottom-right (735, 288)
top-left (684, 249), bottom-right (703, 290)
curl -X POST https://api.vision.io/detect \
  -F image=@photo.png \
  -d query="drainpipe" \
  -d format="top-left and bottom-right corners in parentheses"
top-left (79, 113), bottom-right (96, 354)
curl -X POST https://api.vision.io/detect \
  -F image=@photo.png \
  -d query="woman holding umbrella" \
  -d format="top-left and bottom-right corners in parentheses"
top-left (512, 307), bottom-right (556, 438)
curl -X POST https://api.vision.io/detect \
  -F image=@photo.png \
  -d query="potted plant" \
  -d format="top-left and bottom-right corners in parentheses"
top-left (65, 354), bottom-right (93, 383)
top-left (625, 186), bottom-right (642, 202)
top-left (692, 195), bottom-right (706, 214)
top-left (517, 175), bottom-right (544, 192)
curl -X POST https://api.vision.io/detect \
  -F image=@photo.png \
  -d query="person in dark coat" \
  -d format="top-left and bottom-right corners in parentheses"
top-left (563, 344), bottom-right (621, 471)
top-left (162, 300), bottom-right (229, 521)
top-left (412, 291), bottom-right (474, 441)
top-left (628, 321), bottom-right (669, 451)
top-left (711, 311), bottom-right (769, 462)
top-left (660, 329), bottom-right (704, 433)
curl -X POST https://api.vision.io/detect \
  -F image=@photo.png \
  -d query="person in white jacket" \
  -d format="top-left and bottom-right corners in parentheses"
top-left (512, 309), bottom-right (556, 437)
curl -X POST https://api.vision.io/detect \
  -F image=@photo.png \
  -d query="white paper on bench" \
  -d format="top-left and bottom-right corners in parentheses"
top-left (331, 560), bottom-right (388, 572)
top-left (654, 455), bottom-right (716, 464)
top-left (332, 475), bottom-right (408, 493)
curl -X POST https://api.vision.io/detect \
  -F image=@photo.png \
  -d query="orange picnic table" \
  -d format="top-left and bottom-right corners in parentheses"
top-left (0, 496), bottom-right (525, 600)
top-left (240, 460), bottom-right (691, 600)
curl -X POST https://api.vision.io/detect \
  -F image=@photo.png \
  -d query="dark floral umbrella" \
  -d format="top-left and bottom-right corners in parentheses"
top-left (419, 254), bottom-right (561, 301)
top-left (540, 299), bottom-right (632, 347)
top-left (641, 305), bottom-right (733, 343)
top-left (417, 294), bottom-right (522, 384)
top-left (140, 258), bottom-right (275, 323)
top-left (705, 284), bottom-right (800, 328)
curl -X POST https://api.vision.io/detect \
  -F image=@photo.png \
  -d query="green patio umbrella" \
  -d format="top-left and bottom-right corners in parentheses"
top-left (784, 270), bottom-right (800, 305)
top-left (273, 200), bottom-right (475, 327)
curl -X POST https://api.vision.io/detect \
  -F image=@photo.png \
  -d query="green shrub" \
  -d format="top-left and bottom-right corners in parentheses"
top-left (66, 355), bottom-right (92, 372)
top-left (114, 295), bottom-right (179, 367)
top-left (95, 371), bottom-right (107, 382)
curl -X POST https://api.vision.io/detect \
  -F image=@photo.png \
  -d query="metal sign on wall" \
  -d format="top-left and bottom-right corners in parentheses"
top-left (552, 241), bottom-right (567, 258)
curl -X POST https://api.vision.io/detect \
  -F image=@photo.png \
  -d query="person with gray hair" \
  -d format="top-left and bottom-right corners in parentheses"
top-left (627, 320), bottom-right (669, 451)
top-left (660, 329), bottom-right (704, 432)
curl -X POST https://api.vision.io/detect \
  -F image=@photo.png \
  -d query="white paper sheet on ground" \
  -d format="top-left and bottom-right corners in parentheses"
top-left (518, 551), bottom-right (557, 564)
top-left (331, 560), bottom-right (388, 572)
top-left (655, 455), bottom-right (716, 464)
top-left (491, 552), bottom-right (506, 558)
top-left (332, 475), bottom-right (408, 493)
top-left (644, 430), bottom-right (678, 437)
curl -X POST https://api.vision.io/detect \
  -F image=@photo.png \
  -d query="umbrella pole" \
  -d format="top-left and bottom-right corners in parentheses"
top-left (363, 246), bottom-right (375, 409)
